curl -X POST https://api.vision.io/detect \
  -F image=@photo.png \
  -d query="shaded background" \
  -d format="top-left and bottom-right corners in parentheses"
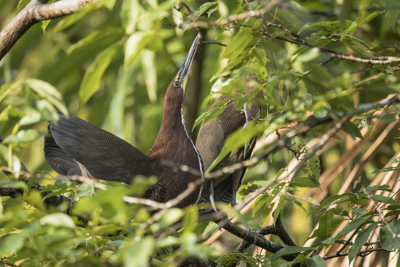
top-left (1, 0), bottom-right (400, 265)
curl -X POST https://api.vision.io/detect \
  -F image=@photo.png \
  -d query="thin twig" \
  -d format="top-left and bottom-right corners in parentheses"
top-left (182, 0), bottom-right (289, 30)
top-left (323, 247), bottom-right (388, 260)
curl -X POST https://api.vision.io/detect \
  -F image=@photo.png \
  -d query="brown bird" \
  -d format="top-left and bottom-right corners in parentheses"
top-left (44, 34), bottom-right (203, 208)
top-left (146, 34), bottom-right (204, 207)
top-left (196, 74), bottom-right (260, 210)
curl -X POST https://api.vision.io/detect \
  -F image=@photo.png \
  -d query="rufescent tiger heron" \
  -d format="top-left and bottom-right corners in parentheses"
top-left (44, 34), bottom-right (203, 208)
top-left (196, 74), bottom-right (260, 210)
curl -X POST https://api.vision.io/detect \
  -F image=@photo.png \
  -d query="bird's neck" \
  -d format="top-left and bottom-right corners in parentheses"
top-left (147, 87), bottom-right (203, 175)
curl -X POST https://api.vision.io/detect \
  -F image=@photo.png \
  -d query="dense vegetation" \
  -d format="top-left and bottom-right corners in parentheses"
top-left (1, 0), bottom-right (400, 266)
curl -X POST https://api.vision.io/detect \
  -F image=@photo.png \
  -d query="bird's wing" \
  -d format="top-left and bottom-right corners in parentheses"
top-left (45, 112), bottom-right (155, 184)
top-left (44, 135), bottom-right (82, 176)
top-left (196, 75), bottom-right (260, 208)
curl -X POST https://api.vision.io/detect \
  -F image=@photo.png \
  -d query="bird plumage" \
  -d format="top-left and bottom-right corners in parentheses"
top-left (147, 79), bottom-right (204, 207)
top-left (44, 111), bottom-right (155, 184)
top-left (44, 34), bottom-right (202, 208)
top-left (196, 75), bottom-right (260, 208)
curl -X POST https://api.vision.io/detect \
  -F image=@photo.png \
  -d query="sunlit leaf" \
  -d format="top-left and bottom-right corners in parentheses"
top-left (124, 237), bottom-right (155, 267)
top-left (121, 0), bottom-right (140, 34)
top-left (40, 213), bottom-right (75, 228)
top-left (141, 49), bottom-right (157, 103)
top-left (26, 78), bottom-right (68, 116)
top-left (79, 42), bottom-right (120, 104)
top-left (67, 27), bottom-right (124, 54)
top-left (124, 32), bottom-right (163, 66)
top-left (0, 233), bottom-right (26, 257)
top-left (3, 130), bottom-right (46, 144)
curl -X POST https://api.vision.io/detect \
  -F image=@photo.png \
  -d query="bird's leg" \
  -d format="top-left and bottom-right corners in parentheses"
top-left (209, 180), bottom-right (218, 211)
top-left (195, 182), bottom-right (204, 204)
top-left (243, 119), bottom-right (249, 157)
top-left (243, 223), bottom-right (268, 251)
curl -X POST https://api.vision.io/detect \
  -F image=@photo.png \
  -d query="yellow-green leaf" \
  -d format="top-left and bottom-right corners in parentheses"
top-left (79, 42), bottom-right (120, 104)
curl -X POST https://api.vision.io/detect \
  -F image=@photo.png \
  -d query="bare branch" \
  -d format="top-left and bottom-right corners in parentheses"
top-left (237, 212), bottom-right (297, 253)
top-left (0, 0), bottom-right (94, 60)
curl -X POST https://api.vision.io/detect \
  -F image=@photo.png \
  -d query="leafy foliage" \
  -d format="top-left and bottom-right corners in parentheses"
top-left (1, 0), bottom-right (400, 266)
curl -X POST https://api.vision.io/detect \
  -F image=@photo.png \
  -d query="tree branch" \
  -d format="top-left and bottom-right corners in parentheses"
top-left (0, 0), bottom-right (93, 60)
top-left (323, 247), bottom-right (388, 260)
top-left (182, 0), bottom-right (289, 30)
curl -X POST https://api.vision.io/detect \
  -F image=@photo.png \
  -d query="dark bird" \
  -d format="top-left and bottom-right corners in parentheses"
top-left (44, 34), bottom-right (203, 208)
top-left (196, 74), bottom-right (260, 210)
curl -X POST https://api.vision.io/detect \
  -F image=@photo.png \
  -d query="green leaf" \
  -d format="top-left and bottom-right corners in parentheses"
top-left (79, 42), bottom-right (120, 104)
top-left (342, 37), bottom-right (374, 57)
top-left (124, 32), bottom-right (163, 66)
top-left (270, 246), bottom-right (314, 261)
top-left (141, 49), bottom-right (157, 103)
top-left (206, 120), bottom-right (265, 173)
top-left (159, 208), bottom-right (183, 226)
top-left (26, 78), bottom-right (68, 116)
top-left (371, 167), bottom-right (400, 174)
top-left (273, 193), bottom-right (286, 224)
top-left (53, 4), bottom-right (95, 33)
top-left (252, 182), bottom-right (285, 216)
top-left (366, 185), bottom-right (392, 192)
top-left (342, 121), bottom-right (364, 140)
top-left (3, 130), bottom-right (46, 144)
top-left (41, 20), bottom-right (51, 34)
top-left (0, 180), bottom-right (27, 190)
top-left (0, 233), bottom-right (26, 257)
top-left (103, 0), bottom-right (116, 9)
top-left (192, 2), bottom-right (218, 18)
top-left (286, 196), bottom-right (306, 212)
top-left (68, 27), bottom-right (124, 54)
top-left (336, 215), bottom-right (372, 239)
top-left (317, 210), bottom-right (334, 240)
top-left (380, 220), bottom-right (400, 251)
top-left (291, 176), bottom-right (319, 188)
top-left (371, 195), bottom-right (396, 205)
top-left (183, 206), bottom-right (198, 234)
top-left (40, 213), bottom-right (75, 228)
top-left (348, 222), bottom-right (377, 264)
top-left (221, 28), bottom-right (253, 61)
top-left (306, 255), bottom-right (326, 267)
top-left (124, 236), bottom-right (155, 267)
top-left (309, 193), bottom-right (351, 215)
top-left (193, 102), bottom-right (228, 130)
top-left (121, 0), bottom-right (139, 34)
top-left (341, 11), bottom-right (384, 40)
top-left (19, 111), bottom-right (41, 125)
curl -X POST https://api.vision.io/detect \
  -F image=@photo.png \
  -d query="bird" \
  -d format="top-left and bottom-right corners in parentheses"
top-left (44, 34), bottom-right (203, 208)
top-left (146, 34), bottom-right (204, 207)
top-left (195, 74), bottom-right (260, 210)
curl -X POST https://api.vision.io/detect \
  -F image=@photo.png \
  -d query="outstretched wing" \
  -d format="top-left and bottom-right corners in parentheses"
top-left (44, 135), bottom-right (82, 176)
top-left (44, 112), bottom-right (155, 184)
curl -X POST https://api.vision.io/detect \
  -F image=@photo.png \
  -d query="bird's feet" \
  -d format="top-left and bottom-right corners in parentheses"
top-left (244, 224), bottom-right (268, 251)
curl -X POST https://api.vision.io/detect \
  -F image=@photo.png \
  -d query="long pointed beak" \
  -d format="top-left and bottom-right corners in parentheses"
top-left (175, 33), bottom-right (201, 90)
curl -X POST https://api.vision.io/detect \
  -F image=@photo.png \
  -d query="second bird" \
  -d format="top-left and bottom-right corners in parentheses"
top-left (196, 74), bottom-right (260, 210)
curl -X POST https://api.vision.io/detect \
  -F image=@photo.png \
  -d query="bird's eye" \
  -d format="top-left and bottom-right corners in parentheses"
top-left (174, 77), bottom-right (180, 87)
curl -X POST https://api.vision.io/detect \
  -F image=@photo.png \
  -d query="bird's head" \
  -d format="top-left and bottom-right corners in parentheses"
top-left (166, 33), bottom-right (200, 102)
